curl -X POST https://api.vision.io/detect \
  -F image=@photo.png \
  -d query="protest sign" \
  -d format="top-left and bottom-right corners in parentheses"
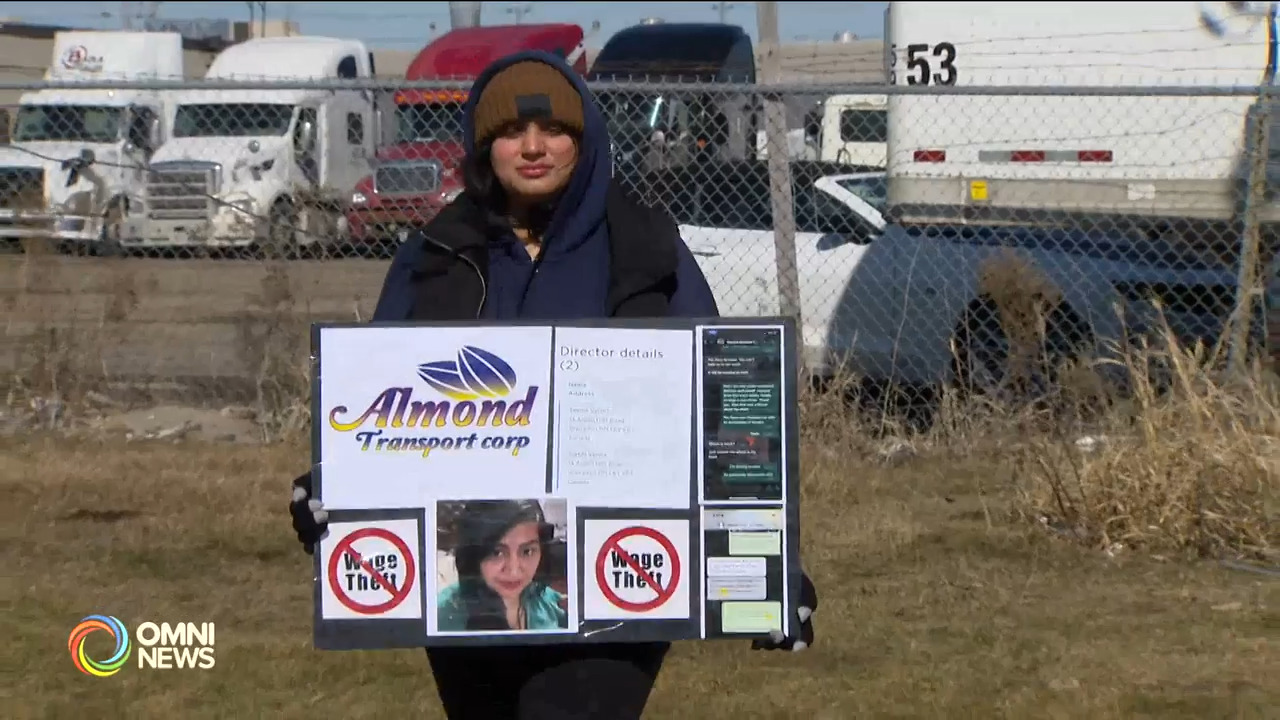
top-left (310, 318), bottom-right (802, 649)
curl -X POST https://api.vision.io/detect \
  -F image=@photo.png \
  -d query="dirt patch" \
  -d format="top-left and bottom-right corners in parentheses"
top-left (91, 405), bottom-right (265, 444)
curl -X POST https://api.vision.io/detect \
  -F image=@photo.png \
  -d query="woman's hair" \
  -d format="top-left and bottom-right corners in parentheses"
top-left (452, 499), bottom-right (556, 631)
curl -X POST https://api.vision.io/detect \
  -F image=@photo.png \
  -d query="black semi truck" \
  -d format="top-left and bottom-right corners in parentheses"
top-left (587, 22), bottom-right (758, 173)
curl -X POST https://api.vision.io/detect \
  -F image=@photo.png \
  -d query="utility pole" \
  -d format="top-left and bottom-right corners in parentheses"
top-left (142, 1), bottom-right (161, 28)
top-left (757, 2), bottom-right (802, 325)
top-left (506, 3), bottom-right (533, 24)
top-left (1230, 3), bottom-right (1277, 375)
top-left (712, 2), bottom-right (735, 23)
top-left (119, 1), bottom-right (161, 30)
top-left (448, 2), bottom-right (483, 29)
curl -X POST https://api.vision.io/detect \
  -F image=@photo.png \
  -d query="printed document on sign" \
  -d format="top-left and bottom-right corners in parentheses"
top-left (551, 327), bottom-right (693, 509)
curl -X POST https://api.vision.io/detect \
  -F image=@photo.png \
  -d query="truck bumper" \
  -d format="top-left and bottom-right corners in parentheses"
top-left (346, 203), bottom-right (446, 244)
top-left (0, 210), bottom-right (105, 242)
top-left (124, 211), bottom-right (264, 249)
top-left (888, 176), bottom-right (1280, 226)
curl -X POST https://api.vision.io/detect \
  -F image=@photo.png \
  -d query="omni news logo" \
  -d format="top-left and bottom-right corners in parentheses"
top-left (68, 615), bottom-right (215, 676)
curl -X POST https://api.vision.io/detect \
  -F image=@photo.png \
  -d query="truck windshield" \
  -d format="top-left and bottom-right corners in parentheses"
top-left (593, 31), bottom-right (739, 78)
top-left (395, 102), bottom-right (464, 143)
top-left (836, 176), bottom-right (887, 211)
top-left (13, 105), bottom-right (122, 143)
top-left (173, 103), bottom-right (295, 138)
top-left (597, 92), bottom-right (675, 141)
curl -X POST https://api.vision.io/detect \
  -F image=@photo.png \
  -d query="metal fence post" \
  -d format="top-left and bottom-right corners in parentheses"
top-left (1230, 86), bottom-right (1273, 375)
top-left (756, 2), bottom-right (803, 325)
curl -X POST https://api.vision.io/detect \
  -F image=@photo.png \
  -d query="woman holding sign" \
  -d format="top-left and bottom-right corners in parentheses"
top-left (290, 48), bottom-right (817, 719)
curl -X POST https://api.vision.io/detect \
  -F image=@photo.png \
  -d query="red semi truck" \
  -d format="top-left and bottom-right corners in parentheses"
top-left (345, 23), bottom-right (590, 249)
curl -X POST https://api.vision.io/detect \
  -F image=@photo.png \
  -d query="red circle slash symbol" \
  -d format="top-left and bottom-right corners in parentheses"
top-left (327, 527), bottom-right (416, 615)
top-left (594, 526), bottom-right (681, 612)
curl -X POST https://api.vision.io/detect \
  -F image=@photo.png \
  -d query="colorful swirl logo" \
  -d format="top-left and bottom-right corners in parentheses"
top-left (417, 346), bottom-right (518, 401)
top-left (68, 615), bottom-right (131, 677)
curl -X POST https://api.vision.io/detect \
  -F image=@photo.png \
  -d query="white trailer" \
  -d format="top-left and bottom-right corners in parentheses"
top-left (134, 36), bottom-right (377, 253)
top-left (0, 31), bottom-right (180, 250)
top-left (884, 1), bottom-right (1279, 228)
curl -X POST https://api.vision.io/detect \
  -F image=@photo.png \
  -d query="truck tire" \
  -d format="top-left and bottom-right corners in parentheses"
top-left (950, 296), bottom-right (1095, 409)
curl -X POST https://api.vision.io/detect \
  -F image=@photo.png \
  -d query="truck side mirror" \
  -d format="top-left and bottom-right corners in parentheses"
top-left (147, 116), bottom-right (163, 151)
top-left (299, 120), bottom-right (316, 153)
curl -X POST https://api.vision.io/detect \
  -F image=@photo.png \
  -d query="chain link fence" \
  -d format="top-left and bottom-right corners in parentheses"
top-left (1, 77), bottom-right (1277, 418)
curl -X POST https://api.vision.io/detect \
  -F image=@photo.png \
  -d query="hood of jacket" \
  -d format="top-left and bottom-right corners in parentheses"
top-left (459, 49), bottom-right (612, 264)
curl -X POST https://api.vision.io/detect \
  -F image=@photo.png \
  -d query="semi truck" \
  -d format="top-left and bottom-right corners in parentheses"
top-left (134, 36), bottom-right (378, 254)
top-left (702, 1), bottom-right (1272, 402)
top-left (589, 22), bottom-right (758, 174)
top-left (0, 31), bottom-right (181, 252)
top-left (682, 3), bottom-right (1272, 406)
top-left (344, 23), bottom-right (591, 250)
top-left (884, 1), bottom-right (1280, 236)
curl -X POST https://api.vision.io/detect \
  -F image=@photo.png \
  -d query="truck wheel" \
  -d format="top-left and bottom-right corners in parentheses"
top-left (264, 198), bottom-right (299, 260)
top-left (950, 297), bottom-right (1095, 409)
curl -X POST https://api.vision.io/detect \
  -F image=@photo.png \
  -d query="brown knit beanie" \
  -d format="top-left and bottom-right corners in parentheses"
top-left (471, 60), bottom-right (585, 147)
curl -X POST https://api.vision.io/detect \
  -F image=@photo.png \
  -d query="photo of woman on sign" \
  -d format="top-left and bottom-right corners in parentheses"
top-left (436, 498), bottom-right (569, 632)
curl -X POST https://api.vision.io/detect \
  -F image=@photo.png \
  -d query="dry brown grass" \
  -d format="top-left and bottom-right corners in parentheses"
top-left (4, 376), bottom-right (1278, 717)
top-left (2, 251), bottom-right (1278, 717)
top-left (998, 320), bottom-right (1279, 564)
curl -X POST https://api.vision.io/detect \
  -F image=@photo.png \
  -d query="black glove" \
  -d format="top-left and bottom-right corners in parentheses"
top-left (289, 471), bottom-right (329, 555)
top-left (752, 571), bottom-right (817, 652)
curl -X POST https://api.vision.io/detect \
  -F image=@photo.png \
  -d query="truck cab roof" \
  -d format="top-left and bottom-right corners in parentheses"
top-left (205, 36), bottom-right (373, 79)
top-left (406, 23), bottom-right (586, 79)
top-left (588, 22), bottom-right (755, 82)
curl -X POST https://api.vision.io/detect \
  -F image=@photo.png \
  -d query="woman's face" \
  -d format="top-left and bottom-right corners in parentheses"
top-left (489, 119), bottom-right (579, 206)
top-left (479, 520), bottom-right (542, 601)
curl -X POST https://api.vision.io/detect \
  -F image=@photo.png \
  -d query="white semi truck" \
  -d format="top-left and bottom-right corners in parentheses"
top-left (0, 31), bottom-right (180, 251)
top-left (133, 36), bottom-right (377, 254)
top-left (884, 1), bottom-right (1280, 230)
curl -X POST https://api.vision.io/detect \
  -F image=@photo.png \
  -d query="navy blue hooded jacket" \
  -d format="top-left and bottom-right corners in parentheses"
top-left (371, 50), bottom-right (719, 323)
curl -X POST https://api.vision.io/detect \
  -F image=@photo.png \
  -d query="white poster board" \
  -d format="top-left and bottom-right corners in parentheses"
top-left (309, 318), bottom-right (802, 649)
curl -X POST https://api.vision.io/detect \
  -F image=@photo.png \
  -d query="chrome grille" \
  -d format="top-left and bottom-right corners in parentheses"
top-left (374, 161), bottom-right (441, 196)
top-left (0, 167), bottom-right (45, 210)
top-left (148, 162), bottom-right (221, 220)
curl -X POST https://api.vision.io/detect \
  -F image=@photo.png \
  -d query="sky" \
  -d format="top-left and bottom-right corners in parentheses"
top-left (0, 1), bottom-right (889, 50)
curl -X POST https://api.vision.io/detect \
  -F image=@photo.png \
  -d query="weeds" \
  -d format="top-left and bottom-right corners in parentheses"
top-left (236, 261), bottom-right (312, 443)
top-left (3, 252), bottom-right (1278, 717)
top-left (3, 251), bottom-right (1277, 566)
top-left (1013, 324), bottom-right (1279, 562)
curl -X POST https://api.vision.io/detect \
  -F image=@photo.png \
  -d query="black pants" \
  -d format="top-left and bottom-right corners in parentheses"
top-left (425, 641), bottom-right (670, 719)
